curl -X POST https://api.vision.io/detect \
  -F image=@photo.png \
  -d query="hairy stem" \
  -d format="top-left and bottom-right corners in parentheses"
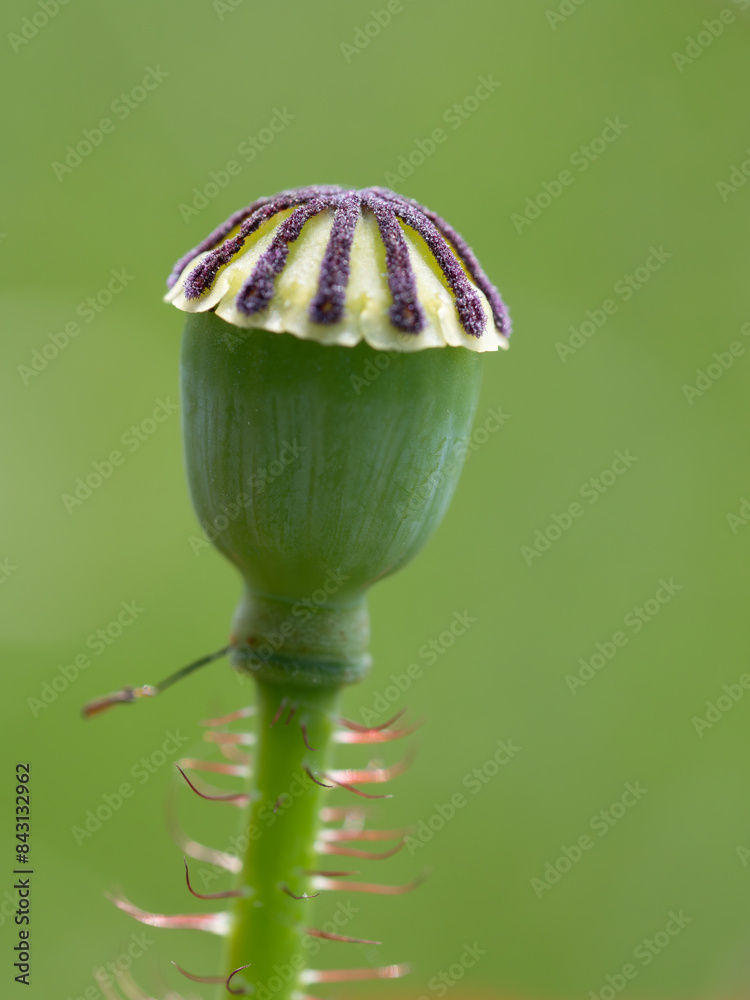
top-left (224, 679), bottom-right (342, 998)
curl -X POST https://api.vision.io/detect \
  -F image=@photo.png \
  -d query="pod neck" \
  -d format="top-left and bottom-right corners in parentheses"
top-left (230, 587), bottom-right (371, 688)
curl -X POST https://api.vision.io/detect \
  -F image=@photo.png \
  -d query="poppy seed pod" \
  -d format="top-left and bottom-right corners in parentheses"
top-left (167, 185), bottom-right (511, 690)
top-left (83, 184), bottom-right (513, 1000)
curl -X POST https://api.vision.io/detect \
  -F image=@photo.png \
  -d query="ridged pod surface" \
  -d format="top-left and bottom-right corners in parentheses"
top-left (181, 311), bottom-right (482, 687)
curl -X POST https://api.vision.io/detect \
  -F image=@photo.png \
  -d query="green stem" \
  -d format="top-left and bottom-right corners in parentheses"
top-left (223, 678), bottom-right (342, 998)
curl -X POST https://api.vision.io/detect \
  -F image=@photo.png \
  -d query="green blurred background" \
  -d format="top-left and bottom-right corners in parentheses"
top-left (1, 0), bottom-right (749, 996)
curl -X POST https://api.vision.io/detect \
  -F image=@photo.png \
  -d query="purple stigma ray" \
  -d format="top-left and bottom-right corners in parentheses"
top-left (361, 192), bottom-right (424, 334)
top-left (309, 192), bottom-right (360, 325)
top-left (373, 187), bottom-right (511, 337)
top-left (169, 184), bottom-right (510, 338)
top-left (183, 194), bottom-right (308, 300)
top-left (183, 187), bottom-right (345, 299)
top-left (236, 197), bottom-right (332, 316)
top-left (390, 201), bottom-right (486, 338)
top-left (174, 185), bottom-right (347, 296)
top-left (423, 208), bottom-right (512, 337)
top-left (166, 196), bottom-right (272, 290)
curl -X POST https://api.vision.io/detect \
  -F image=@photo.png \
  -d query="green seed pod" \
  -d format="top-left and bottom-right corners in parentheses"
top-left (84, 184), bottom-right (512, 1000)
top-left (168, 185), bottom-right (512, 689)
